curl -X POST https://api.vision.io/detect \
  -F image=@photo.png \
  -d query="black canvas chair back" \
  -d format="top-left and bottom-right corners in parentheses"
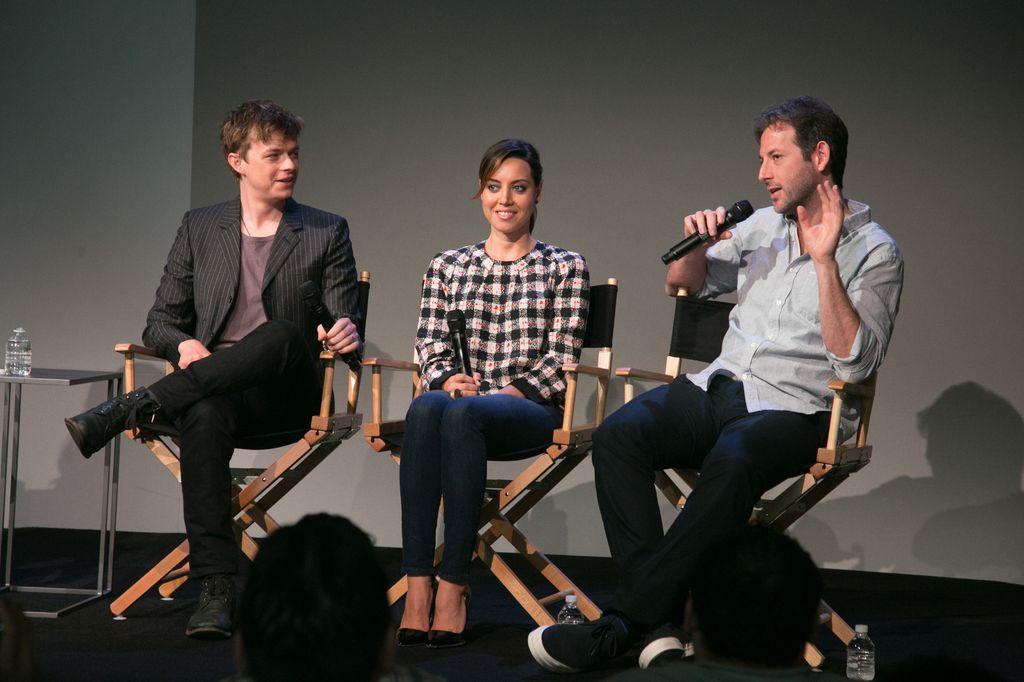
top-left (582, 282), bottom-right (617, 349)
top-left (669, 296), bottom-right (732, 363)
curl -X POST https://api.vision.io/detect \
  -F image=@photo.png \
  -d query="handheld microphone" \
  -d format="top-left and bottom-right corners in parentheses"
top-left (661, 200), bottom-right (754, 264)
top-left (445, 309), bottom-right (473, 377)
top-left (299, 280), bottom-right (359, 369)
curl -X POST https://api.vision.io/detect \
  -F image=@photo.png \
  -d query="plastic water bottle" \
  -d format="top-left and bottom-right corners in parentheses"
top-left (557, 594), bottom-right (584, 625)
top-left (846, 624), bottom-right (875, 680)
top-left (4, 328), bottom-right (31, 377)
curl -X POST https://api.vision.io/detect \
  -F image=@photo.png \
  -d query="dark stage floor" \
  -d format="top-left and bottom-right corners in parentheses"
top-left (2, 528), bottom-right (1021, 681)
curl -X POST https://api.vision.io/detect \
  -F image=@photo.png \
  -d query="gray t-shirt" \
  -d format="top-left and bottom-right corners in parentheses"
top-left (214, 233), bottom-right (274, 349)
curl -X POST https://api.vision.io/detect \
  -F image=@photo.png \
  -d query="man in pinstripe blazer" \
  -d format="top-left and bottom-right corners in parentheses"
top-left (65, 100), bottom-right (361, 639)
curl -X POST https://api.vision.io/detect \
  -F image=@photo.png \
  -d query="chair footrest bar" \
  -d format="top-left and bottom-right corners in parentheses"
top-left (537, 589), bottom-right (574, 607)
top-left (230, 468), bottom-right (302, 481)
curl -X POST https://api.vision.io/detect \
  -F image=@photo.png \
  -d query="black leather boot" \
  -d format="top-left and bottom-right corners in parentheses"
top-left (185, 574), bottom-right (235, 639)
top-left (64, 387), bottom-right (162, 458)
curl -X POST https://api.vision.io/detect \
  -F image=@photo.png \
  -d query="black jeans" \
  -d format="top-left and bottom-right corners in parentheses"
top-left (146, 320), bottom-right (320, 578)
top-left (593, 374), bottom-right (828, 632)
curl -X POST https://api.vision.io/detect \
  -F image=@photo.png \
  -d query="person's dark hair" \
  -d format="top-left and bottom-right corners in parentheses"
top-left (690, 525), bottom-right (823, 667)
top-left (474, 138), bottom-right (543, 232)
top-left (753, 96), bottom-right (848, 189)
top-left (237, 514), bottom-right (389, 682)
top-left (220, 99), bottom-right (304, 178)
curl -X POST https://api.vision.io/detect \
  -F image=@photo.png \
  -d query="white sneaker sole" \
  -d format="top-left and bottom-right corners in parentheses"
top-left (528, 625), bottom-right (583, 673)
top-left (638, 635), bottom-right (686, 669)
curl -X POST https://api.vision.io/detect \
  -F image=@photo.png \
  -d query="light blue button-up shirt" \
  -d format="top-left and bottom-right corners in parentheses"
top-left (687, 200), bottom-right (903, 440)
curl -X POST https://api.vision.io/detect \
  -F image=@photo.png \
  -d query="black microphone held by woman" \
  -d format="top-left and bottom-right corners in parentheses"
top-left (445, 309), bottom-right (473, 377)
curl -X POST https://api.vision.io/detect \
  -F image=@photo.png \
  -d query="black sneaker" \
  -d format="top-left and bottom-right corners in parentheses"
top-left (185, 574), bottom-right (235, 639)
top-left (528, 614), bottom-right (632, 673)
top-left (638, 624), bottom-right (691, 669)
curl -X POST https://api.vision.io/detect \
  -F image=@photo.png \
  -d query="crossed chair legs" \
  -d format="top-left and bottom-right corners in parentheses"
top-left (109, 420), bottom-right (358, 622)
top-left (386, 447), bottom-right (603, 632)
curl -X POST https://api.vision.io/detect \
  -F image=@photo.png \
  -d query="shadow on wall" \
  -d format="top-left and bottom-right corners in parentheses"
top-left (793, 382), bottom-right (1024, 583)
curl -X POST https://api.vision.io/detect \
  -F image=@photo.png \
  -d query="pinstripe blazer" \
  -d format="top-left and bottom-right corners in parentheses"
top-left (143, 197), bottom-right (358, 366)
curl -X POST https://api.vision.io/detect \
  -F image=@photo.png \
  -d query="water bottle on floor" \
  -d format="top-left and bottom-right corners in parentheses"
top-left (4, 328), bottom-right (31, 377)
top-left (846, 623), bottom-right (875, 680)
top-left (557, 594), bottom-right (584, 625)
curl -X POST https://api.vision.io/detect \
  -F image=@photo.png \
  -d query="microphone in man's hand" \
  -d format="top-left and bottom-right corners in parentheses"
top-left (661, 200), bottom-right (754, 264)
top-left (299, 280), bottom-right (358, 368)
top-left (446, 309), bottom-right (473, 377)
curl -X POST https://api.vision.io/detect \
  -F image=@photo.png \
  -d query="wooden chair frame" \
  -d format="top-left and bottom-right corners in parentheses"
top-left (363, 278), bottom-right (619, 626)
top-left (109, 272), bottom-right (370, 618)
top-left (615, 290), bottom-right (876, 667)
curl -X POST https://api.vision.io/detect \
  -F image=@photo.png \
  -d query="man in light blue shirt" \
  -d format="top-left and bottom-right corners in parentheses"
top-left (530, 96), bottom-right (903, 674)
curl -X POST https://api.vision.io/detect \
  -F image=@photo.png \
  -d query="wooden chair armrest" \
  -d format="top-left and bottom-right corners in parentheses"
top-left (364, 419), bottom-right (406, 438)
top-left (816, 444), bottom-right (872, 467)
top-left (115, 343), bottom-right (172, 392)
top-left (314, 350), bottom-right (365, 416)
top-left (551, 424), bottom-right (597, 448)
top-left (826, 379), bottom-right (875, 397)
top-left (559, 355), bottom-right (613, 435)
top-left (365, 356), bottom-right (423, 428)
top-left (364, 357), bottom-right (420, 372)
top-left (615, 367), bottom-right (674, 383)
top-left (562, 362), bottom-right (611, 379)
top-left (114, 343), bottom-right (161, 358)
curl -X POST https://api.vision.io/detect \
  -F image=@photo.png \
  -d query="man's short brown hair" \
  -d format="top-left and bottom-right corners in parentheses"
top-left (753, 96), bottom-right (848, 189)
top-left (220, 100), bottom-right (304, 178)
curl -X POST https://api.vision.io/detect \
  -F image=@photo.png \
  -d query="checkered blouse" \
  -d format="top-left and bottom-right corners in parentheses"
top-left (416, 240), bottom-right (590, 409)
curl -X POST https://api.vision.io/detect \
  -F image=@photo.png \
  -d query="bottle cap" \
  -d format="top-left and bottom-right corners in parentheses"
top-left (565, 594), bottom-right (577, 603)
top-left (855, 624), bottom-right (869, 634)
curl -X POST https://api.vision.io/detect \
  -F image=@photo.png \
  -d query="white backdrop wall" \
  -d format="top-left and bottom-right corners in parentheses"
top-left (3, 1), bottom-right (1023, 585)
top-left (1, 0), bottom-right (198, 547)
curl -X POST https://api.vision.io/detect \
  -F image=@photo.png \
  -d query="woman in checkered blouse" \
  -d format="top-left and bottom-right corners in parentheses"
top-left (396, 139), bottom-right (590, 649)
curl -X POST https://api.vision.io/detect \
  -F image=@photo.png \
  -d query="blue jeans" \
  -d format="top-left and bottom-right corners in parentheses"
top-left (399, 391), bottom-right (561, 584)
top-left (594, 375), bottom-right (829, 631)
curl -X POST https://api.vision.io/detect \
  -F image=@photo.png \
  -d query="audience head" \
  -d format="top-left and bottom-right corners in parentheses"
top-left (220, 99), bottom-right (304, 178)
top-left (475, 138), bottom-right (543, 232)
top-left (235, 513), bottom-right (391, 682)
top-left (753, 95), bottom-right (848, 189)
top-left (686, 525), bottom-right (823, 668)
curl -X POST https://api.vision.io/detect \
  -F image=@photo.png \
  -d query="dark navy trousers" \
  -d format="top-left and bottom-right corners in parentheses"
top-left (594, 374), bottom-right (828, 632)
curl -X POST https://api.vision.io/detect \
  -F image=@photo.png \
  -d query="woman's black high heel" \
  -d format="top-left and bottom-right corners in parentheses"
top-left (426, 586), bottom-right (471, 649)
top-left (396, 627), bottom-right (429, 647)
top-left (397, 579), bottom-right (437, 647)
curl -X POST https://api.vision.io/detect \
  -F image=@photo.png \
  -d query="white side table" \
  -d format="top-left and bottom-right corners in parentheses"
top-left (0, 368), bottom-right (122, 617)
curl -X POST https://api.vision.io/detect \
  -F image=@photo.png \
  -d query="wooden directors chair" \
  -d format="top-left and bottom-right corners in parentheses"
top-left (363, 278), bottom-right (619, 626)
top-left (109, 272), bottom-right (370, 618)
top-left (615, 290), bottom-right (876, 667)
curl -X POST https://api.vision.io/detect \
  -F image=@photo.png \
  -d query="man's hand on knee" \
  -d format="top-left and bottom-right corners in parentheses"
top-left (177, 339), bottom-right (211, 369)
